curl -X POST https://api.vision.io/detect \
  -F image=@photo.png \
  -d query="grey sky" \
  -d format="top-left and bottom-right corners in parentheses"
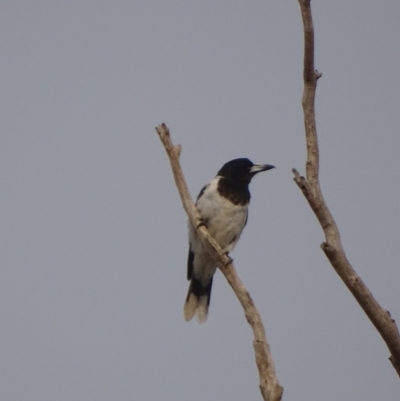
top-left (1, 1), bottom-right (399, 400)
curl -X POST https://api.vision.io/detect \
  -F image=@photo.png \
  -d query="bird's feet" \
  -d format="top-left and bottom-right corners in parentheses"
top-left (196, 218), bottom-right (208, 230)
top-left (224, 252), bottom-right (233, 265)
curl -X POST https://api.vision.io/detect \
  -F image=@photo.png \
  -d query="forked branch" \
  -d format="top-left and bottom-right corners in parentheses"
top-left (156, 123), bottom-right (283, 401)
top-left (294, 0), bottom-right (400, 376)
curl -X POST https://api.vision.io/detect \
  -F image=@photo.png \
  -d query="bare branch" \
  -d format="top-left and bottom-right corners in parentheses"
top-left (295, 0), bottom-right (400, 376)
top-left (298, 0), bottom-right (321, 187)
top-left (156, 123), bottom-right (283, 401)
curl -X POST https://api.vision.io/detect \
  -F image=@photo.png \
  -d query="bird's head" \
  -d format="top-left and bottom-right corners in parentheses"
top-left (217, 158), bottom-right (275, 184)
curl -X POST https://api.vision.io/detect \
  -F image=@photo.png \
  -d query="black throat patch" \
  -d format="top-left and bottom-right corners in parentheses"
top-left (217, 177), bottom-right (250, 206)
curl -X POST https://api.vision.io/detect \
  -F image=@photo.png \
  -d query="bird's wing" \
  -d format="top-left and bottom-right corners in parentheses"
top-left (196, 183), bottom-right (209, 203)
top-left (187, 181), bottom-right (213, 281)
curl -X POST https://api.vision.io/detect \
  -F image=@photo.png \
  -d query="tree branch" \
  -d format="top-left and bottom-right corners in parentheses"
top-left (294, 0), bottom-right (400, 377)
top-left (155, 123), bottom-right (283, 401)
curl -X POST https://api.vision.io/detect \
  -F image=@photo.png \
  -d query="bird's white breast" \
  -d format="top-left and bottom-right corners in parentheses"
top-left (193, 178), bottom-right (248, 253)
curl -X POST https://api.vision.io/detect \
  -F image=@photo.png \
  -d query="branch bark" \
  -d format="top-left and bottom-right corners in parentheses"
top-left (294, 0), bottom-right (400, 377)
top-left (155, 123), bottom-right (283, 401)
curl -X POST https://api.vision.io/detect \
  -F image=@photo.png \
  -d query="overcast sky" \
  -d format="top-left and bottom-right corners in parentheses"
top-left (1, 1), bottom-right (399, 400)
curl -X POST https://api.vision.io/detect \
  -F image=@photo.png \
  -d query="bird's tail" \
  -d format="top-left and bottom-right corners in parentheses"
top-left (183, 276), bottom-right (213, 323)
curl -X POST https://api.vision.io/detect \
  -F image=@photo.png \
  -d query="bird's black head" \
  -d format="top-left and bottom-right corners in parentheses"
top-left (217, 158), bottom-right (275, 184)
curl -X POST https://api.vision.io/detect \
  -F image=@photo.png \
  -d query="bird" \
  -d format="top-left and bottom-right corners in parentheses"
top-left (184, 158), bottom-right (275, 323)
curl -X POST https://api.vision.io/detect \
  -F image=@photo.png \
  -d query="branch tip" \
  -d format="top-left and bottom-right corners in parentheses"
top-left (161, 123), bottom-right (170, 135)
top-left (292, 168), bottom-right (303, 182)
top-left (155, 123), bottom-right (170, 139)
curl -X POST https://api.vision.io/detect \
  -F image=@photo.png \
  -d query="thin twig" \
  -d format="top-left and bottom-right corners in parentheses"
top-left (294, 0), bottom-right (400, 377)
top-left (156, 123), bottom-right (283, 401)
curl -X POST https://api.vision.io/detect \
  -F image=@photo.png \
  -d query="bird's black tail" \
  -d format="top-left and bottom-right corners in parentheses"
top-left (183, 276), bottom-right (213, 323)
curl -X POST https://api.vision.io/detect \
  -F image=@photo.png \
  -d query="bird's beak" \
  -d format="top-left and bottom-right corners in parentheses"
top-left (250, 164), bottom-right (275, 174)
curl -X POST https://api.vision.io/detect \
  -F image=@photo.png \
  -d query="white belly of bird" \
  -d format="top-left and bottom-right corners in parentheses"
top-left (195, 178), bottom-right (248, 253)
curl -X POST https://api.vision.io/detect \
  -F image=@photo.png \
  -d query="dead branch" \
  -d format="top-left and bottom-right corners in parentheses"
top-left (294, 0), bottom-right (400, 376)
top-left (155, 123), bottom-right (283, 401)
